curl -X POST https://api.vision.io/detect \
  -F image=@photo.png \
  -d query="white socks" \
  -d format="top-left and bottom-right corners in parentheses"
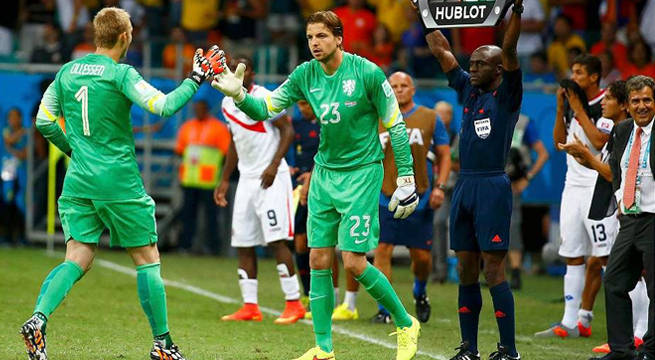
top-left (562, 264), bottom-right (586, 328)
top-left (344, 291), bottom-right (358, 311)
top-left (277, 263), bottom-right (301, 301)
top-left (238, 268), bottom-right (258, 304)
top-left (630, 278), bottom-right (649, 339)
top-left (578, 309), bottom-right (594, 328)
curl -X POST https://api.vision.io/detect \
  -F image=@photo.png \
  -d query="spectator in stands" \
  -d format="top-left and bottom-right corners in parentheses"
top-left (641, 0), bottom-right (655, 54)
top-left (332, 0), bottom-right (376, 58)
top-left (524, 50), bottom-right (557, 84)
top-left (71, 23), bottom-right (95, 59)
top-left (181, 0), bottom-right (219, 43)
top-left (503, 0), bottom-right (545, 59)
top-left (30, 23), bottom-right (64, 63)
top-left (600, 50), bottom-right (623, 88)
top-left (139, 0), bottom-right (166, 38)
top-left (451, 25), bottom-right (496, 58)
top-left (175, 100), bottom-right (231, 254)
top-left (370, 23), bottom-right (394, 72)
top-left (506, 114), bottom-right (550, 290)
top-left (0, 0), bottom-right (20, 56)
top-left (20, 0), bottom-right (57, 58)
top-left (55, 0), bottom-right (89, 35)
top-left (591, 22), bottom-right (628, 70)
top-left (219, 0), bottom-right (267, 48)
top-left (267, 0), bottom-right (300, 42)
top-left (400, 6), bottom-right (439, 78)
top-left (621, 39), bottom-right (655, 79)
top-left (297, 0), bottom-right (334, 19)
top-left (548, 14), bottom-right (586, 79)
top-left (162, 27), bottom-right (195, 74)
top-left (367, 0), bottom-right (412, 44)
top-left (1, 108), bottom-right (28, 245)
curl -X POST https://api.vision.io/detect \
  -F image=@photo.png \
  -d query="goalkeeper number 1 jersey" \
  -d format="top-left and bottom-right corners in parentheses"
top-left (37, 53), bottom-right (199, 200)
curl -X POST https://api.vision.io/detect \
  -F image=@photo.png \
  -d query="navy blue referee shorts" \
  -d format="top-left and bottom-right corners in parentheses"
top-left (295, 203), bottom-right (308, 235)
top-left (379, 206), bottom-right (434, 250)
top-left (449, 171), bottom-right (512, 252)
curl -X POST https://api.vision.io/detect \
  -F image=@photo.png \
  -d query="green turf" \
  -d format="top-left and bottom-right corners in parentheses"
top-left (1, 247), bottom-right (607, 360)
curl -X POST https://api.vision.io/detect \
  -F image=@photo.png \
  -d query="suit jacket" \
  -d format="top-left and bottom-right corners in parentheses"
top-left (609, 119), bottom-right (655, 196)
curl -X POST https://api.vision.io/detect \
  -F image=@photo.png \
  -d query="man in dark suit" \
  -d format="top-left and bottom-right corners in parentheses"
top-left (593, 75), bottom-right (655, 360)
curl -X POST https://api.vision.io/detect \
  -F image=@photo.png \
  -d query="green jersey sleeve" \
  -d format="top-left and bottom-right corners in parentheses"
top-left (120, 66), bottom-right (199, 117)
top-left (235, 64), bottom-right (306, 120)
top-left (35, 78), bottom-right (72, 155)
top-left (366, 66), bottom-right (414, 177)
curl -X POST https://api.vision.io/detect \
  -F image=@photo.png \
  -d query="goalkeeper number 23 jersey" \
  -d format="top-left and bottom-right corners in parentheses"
top-left (37, 54), bottom-right (199, 200)
top-left (236, 52), bottom-right (413, 176)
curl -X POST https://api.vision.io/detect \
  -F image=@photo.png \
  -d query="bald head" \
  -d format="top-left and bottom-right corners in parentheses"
top-left (389, 71), bottom-right (415, 109)
top-left (434, 101), bottom-right (453, 128)
top-left (473, 45), bottom-right (502, 66)
top-left (469, 45), bottom-right (503, 90)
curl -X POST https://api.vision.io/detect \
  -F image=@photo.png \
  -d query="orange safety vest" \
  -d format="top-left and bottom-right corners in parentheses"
top-left (175, 117), bottom-right (230, 189)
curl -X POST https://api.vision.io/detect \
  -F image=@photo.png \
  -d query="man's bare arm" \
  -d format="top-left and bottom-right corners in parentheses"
top-left (502, 0), bottom-right (522, 72)
top-left (425, 30), bottom-right (459, 73)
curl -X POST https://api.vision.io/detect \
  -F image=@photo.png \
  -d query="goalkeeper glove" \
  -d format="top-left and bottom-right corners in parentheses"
top-left (188, 48), bottom-right (213, 86)
top-left (211, 57), bottom-right (247, 103)
top-left (388, 176), bottom-right (419, 219)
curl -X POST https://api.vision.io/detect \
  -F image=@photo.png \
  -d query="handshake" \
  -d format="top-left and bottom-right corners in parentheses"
top-left (188, 45), bottom-right (248, 103)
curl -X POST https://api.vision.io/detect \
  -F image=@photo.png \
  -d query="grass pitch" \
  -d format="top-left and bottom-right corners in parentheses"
top-left (1, 247), bottom-right (606, 360)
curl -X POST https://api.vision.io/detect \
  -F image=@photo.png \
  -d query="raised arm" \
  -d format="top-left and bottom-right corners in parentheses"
top-left (35, 80), bottom-right (72, 156)
top-left (425, 30), bottom-right (459, 73)
top-left (501, 0), bottom-right (523, 72)
top-left (122, 49), bottom-right (213, 117)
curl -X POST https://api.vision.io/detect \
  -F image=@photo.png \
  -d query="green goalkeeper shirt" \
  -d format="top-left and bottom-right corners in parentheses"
top-left (237, 52), bottom-right (414, 176)
top-left (36, 53), bottom-right (199, 200)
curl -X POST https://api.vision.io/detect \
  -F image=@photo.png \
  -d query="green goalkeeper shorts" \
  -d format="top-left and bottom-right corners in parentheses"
top-left (58, 195), bottom-right (158, 248)
top-left (307, 162), bottom-right (383, 253)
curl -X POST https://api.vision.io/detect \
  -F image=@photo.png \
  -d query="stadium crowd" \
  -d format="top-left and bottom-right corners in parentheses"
top-left (0, 0), bottom-right (653, 80)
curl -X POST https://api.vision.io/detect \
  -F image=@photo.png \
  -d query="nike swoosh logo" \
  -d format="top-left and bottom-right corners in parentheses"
top-left (310, 88), bottom-right (322, 93)
top-left (313, 356), bottom-right (334, 360)
top-left (309, 295), bottom-right (326, 301)
top-left (354, 239), bottom-right (367, 244)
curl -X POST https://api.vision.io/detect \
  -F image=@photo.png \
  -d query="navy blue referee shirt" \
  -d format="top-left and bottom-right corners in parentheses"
top-left (447, 67), bottom-right (523, 174)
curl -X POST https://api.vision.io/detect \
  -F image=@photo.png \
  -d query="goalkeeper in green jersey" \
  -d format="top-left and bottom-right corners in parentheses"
top-left (211, 10), bottom-right (421, 360)
top-left (20, 7), bottom-right (218, 360)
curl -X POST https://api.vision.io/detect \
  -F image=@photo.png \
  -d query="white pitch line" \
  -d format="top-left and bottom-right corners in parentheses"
top-left (95, 259), bottom-right (447, 360)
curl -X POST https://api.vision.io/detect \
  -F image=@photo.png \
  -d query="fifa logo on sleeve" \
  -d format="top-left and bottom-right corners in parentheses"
top-left (342, 79), bottom-right (356, 96)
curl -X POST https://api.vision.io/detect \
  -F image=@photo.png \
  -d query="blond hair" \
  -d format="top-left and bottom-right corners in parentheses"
top-left (93, 7), bottom-right (131, 49)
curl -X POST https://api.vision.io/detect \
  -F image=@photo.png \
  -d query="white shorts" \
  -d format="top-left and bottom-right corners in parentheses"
top-left (231, 171), bottom-right (294, 247)
top-left (559, 185), bottom-right (618, 258)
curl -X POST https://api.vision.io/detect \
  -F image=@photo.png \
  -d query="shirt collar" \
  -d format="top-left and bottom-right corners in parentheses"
top-left (402, 105), bottom-right (418, 117)
top-left (634, 116), bottom-right (654, 137)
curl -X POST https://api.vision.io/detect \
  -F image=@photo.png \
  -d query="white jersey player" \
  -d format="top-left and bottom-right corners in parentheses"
top-left (214, 56), bottom-right (306, 324)
top-left (538, 55), bottom-right (616, 338)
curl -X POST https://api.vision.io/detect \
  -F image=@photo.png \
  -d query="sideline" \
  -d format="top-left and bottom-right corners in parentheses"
top-left (95, 258), bottom-right (448, 360)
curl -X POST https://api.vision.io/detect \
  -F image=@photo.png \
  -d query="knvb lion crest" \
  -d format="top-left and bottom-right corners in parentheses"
top-left (342, 79), bottom-right (356, 96)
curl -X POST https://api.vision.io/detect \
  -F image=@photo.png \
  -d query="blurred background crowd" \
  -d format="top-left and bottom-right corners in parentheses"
top-left (0, 0), bottom-right (653, 81)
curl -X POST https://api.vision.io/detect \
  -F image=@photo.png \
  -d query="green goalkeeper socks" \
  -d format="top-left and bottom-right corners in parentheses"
top-left (356, 263), bottom-right (412, 328)
top-left (136, 263), bottom-right (171, 344)
top-left (310, 269), bottom-right (334, 353)
top-left (34, 260), bottom-right (84, 320)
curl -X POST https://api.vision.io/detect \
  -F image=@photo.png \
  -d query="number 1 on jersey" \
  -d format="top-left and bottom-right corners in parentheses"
top-left (75, 85), bottom-right (90, 136)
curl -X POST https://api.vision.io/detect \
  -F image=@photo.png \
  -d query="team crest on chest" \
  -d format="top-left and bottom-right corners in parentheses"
top-left (474, 118), bottom-right (491, 139)
top-left (342, 79), bottom-right (356, 96)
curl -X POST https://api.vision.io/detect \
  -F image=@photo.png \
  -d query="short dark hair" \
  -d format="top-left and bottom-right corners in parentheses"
top-left (556, 14), bottom-right (574, 27)
top-left (607, 80), bottom-right (627, 104)
top-left (530, 50), bottom-right (548, 63)
top-left (306, 11), bottom-right (344, 49)
top-left (232, 54), bottom-right (253, 71)
top-left (629, 39), bottom-right (653, 64)
top-left (573, 54), bottom-right (602, 85)
top-left (626, 75), bottom-right (655, 97)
